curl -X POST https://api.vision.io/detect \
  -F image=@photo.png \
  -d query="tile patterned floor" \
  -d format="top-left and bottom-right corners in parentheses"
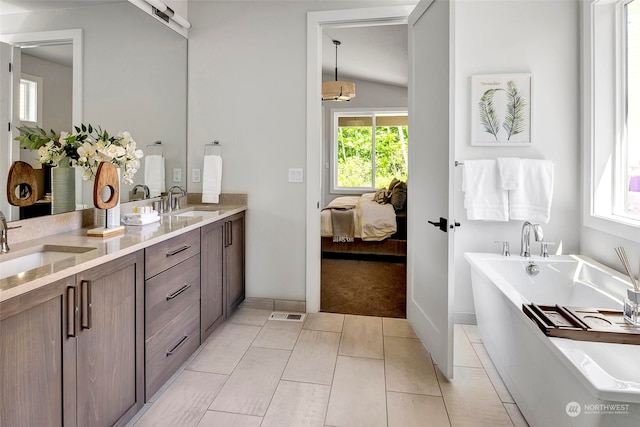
top-left (128, 308), bottom-right (529, 427)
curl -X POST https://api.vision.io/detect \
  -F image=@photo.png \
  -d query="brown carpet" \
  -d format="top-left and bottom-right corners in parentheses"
top-left (321, 258), bottom-right (406, 318)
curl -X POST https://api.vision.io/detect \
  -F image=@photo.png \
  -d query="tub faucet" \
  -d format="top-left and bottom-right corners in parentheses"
top-left (520, 221), bottom-right (543, 257)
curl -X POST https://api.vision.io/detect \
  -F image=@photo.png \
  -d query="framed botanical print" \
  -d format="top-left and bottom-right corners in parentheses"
top-left (471, 74), bottom-right (532, 146)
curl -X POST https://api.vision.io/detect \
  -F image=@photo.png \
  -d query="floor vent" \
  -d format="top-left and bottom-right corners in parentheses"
top-left (269, 312), bottom-right (306, 322)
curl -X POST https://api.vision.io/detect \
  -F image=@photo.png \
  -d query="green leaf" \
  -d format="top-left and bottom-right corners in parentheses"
top-left (478, 88), bottom-right (503, 141)
top-left (502, 80), bottom-right (527, 141)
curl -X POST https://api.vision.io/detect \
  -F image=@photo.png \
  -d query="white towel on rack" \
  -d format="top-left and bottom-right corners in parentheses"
top-left (144, 154), bottom-right (165, 197)
top-left (202, 154), bottom-right (222, 203)
top-left (497, 157), bottom-right (522, 190)
top-left (462, 160), bottom-right (509, 221)
top-left (508, 159), bottom-right (554, 223)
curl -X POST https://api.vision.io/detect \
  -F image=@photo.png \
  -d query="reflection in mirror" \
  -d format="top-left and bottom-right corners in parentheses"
top-left (0, 1), bottom-right (187, 222)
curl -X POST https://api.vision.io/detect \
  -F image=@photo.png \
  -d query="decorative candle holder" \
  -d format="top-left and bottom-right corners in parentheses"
top-left (623, 289), bottom-right (640, 326)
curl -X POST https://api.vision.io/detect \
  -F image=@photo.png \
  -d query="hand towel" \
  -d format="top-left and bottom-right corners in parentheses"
top-left (202, 154), bottom-right (222, 203)
top-left (144, 154), bottom-right (165, 197)
top-left (497, 157), bottom-right (522, 190)
top-left (508, 159), bottom-right (554, 223)
top-left (462, 160), bottom-right (509, 221)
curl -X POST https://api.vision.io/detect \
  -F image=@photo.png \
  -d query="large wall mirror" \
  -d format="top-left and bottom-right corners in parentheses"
top-left (0, 0), bottom-right (187, 221)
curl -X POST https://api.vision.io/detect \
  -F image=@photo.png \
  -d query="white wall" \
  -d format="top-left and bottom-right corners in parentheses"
top-left (187, 0), bottom-right (415, 301)
top-left (452, 0), bottom-right (581, 322)
top-left (21, 53), bottom-right (72, 134)
top-left (322, 74), bottom-right (407, 204)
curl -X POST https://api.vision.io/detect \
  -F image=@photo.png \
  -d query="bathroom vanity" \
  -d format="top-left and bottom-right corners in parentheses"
top-left (0, 204), bottom-right (246, 427)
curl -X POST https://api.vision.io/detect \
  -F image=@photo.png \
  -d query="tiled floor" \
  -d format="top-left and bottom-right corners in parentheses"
top-left (128, 308), bottom-right (529, 427)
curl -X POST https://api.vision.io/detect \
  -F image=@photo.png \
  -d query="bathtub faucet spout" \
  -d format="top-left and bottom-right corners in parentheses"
top-left (520, 221), bottom-right (543, 257)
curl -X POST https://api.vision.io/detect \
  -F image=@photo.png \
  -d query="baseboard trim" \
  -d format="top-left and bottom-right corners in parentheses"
top-left (454, 312), bottom-right (477, 325)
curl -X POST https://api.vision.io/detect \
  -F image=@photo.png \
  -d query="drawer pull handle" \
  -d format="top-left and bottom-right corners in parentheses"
top-left (166, 283), bottom-right (191, 300)
top-left (166, 245), bottom-right (190, 257)
top-left (166, 335), bottom-right (189, 356)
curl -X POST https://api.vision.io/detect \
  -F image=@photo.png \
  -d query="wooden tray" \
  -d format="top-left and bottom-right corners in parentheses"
top-left (523, 303), bottom-right (640, 345)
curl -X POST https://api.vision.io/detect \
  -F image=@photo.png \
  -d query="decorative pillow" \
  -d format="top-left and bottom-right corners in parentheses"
top-left (389, 179), bottom-right (407, 211)
top-left (373, 188), bottom-right (391, 204)
top-left (388, 178), bottom-right (400, 191)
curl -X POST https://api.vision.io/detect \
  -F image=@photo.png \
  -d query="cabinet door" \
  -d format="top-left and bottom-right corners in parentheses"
top-left (201, 219), bottom-right (225, 341)
top-left (226, 212), bottom-right (245, 313)
top-left (0, 276), bottom-right (77, 427)
top-left (76, 251), bottom-right (144, 427)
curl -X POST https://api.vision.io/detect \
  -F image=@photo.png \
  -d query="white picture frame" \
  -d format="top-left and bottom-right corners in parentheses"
top-left (470, 74), bottom-right (532, 146)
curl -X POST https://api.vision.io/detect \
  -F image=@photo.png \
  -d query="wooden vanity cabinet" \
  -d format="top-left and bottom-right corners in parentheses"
top-left (225, 212), bottom-right (245, 314)
top-left (0, 276), bottom-right (76, 427)
top-left (144, 229), bottom-right (201, 399)
top-left (75, 252), bottom-right (145, 427)
top-left (200, 212), bottom-right (245, 342)
top-left (0, 251), bottom-right (144, 427)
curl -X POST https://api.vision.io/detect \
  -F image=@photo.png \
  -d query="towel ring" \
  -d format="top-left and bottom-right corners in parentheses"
top-left (204, 140), bottom-right (222, 156)
top-left (146, 141), bottom-right (163, 156)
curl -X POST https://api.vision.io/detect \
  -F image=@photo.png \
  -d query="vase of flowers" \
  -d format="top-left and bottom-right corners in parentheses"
top-left (16, 124), bottom-right (144, 221)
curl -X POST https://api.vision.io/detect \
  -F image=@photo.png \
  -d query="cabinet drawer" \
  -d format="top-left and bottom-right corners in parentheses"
top-left (146, 255), bottom-right (200, 337)
top-left (145, 229), bottom-right (200, 279)
top-left (145, 302), bottom-right (200, 398)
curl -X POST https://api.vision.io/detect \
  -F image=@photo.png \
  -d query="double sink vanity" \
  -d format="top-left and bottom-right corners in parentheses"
top-left (0, 201), bottom-right (246, 427)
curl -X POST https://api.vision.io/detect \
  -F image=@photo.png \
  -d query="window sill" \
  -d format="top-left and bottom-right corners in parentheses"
top-left (584, 212), bottom-right (640, 242)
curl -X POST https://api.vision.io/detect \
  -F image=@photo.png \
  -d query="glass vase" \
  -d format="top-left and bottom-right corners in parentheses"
top-left (623, 289), bottom-right (640, 326)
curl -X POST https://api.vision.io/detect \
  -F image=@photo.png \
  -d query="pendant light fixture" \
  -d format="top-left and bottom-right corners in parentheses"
top-left (322, 40), bottom-right (356, 101)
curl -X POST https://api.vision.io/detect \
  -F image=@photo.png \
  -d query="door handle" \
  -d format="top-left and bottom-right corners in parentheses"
top-left (428, 217), bottom-right (448, 233)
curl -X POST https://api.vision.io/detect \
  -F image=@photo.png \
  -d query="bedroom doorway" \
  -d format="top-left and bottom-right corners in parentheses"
top-left (318, 23), bottom-right (409, 318)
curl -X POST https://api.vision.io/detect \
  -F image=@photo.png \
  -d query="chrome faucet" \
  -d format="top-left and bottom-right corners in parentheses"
top-left (0, 211), bottom-right (20, 253)
top-left (132, 184), bottom-right (150, 199)
top-left (520, 221), bottom-right (543, 257)
top-left (168, 186), bottom-right (187, 211)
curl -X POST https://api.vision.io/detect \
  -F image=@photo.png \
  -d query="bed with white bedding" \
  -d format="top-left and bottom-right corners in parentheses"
top-left (321, 193), bottom-right (406, 257)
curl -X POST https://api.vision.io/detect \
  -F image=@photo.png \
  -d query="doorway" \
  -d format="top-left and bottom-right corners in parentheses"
top-left (305, 6), bottom-right (414, 314)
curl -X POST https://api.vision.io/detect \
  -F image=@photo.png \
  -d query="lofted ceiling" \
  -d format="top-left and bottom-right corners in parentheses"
top-left (322, 24), bottom-right (408, 88)
top-left (1, 1), bottom-right (408, 87)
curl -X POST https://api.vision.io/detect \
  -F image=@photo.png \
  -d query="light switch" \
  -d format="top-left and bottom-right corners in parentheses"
top-left (288, 168), bottom-right (303, 183)
top-left (192, 168), bottom-right (201, 183)
top-left (173, 168), bottom-right (182, 182)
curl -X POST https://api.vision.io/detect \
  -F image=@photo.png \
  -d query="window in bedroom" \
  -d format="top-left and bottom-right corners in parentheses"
top-left (331, 109), bottom-right (408, 193)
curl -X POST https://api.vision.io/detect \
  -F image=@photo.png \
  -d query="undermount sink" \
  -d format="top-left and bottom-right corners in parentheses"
top-left (0, 245), bottom-right (95, 280)
top-left (174, 210), bottom-right (219, 218)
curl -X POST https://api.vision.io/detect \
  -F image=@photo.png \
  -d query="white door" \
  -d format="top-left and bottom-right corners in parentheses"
top-left (406, 0), bottom-right (456, 379)
top-left (0, 42), bottom-right (20, 220)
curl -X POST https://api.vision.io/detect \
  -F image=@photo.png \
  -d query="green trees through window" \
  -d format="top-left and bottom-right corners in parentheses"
top-left (335, 112), bottom-right (408, 190)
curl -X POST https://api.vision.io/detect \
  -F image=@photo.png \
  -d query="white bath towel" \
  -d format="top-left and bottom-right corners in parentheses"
top-left (144, 154), bottom-right (165, 197)
top-left (462, 160), bottom-right (509, 221)
top-left (508, 159), bottom-right (554, 223)
top-left (202, 154), bottom-right (222, 203)
top-left (497, 157), bottom-right (522, 190)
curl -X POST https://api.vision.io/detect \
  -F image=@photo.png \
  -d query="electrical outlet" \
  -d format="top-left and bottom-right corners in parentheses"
top-left (173, 168), bottom-right (182, 182)
top-left (192, 168), bottom-right (201, 183)
top-left (288, 168), bottom-right (303, 183)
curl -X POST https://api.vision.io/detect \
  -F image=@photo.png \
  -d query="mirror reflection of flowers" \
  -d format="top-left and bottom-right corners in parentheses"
top-left (15, 124), bottom-right (144, 184)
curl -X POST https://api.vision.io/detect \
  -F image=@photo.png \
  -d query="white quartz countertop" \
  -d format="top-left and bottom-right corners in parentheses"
top-left (0, 204), bottom-right (246, 302)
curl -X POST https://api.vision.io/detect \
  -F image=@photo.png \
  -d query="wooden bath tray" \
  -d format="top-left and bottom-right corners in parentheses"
top-left (523, 304), bottom-right (640, 345)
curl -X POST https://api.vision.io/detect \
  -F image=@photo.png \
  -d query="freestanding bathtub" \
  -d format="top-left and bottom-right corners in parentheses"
top-left (465, 253), bottom-right (640, 427)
